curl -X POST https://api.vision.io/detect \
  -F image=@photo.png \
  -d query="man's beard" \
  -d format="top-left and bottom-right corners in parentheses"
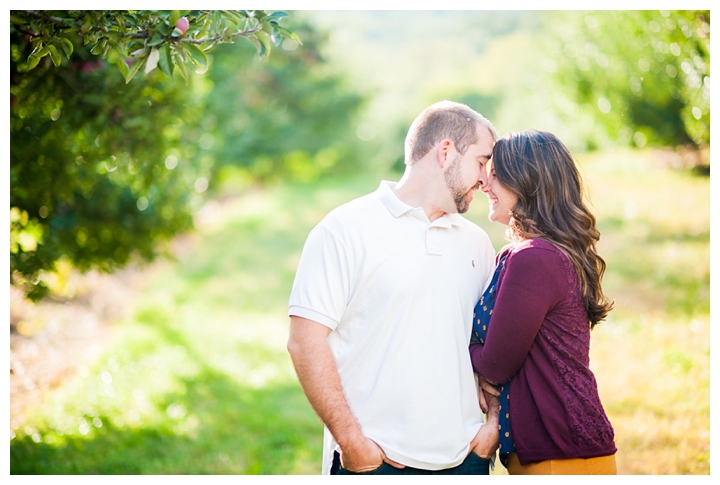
top-left (444, 155), bottom-right (478, 214)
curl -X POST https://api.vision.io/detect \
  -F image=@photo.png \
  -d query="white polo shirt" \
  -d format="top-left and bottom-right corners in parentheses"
top-left (289, 181), bottom-right (495, 474)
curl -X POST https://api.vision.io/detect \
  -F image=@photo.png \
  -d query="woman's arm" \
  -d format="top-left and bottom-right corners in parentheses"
top-left (470, 246), bottom-right (567, 383)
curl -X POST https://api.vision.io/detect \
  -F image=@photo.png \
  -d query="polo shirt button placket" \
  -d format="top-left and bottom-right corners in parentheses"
top-left (425, 225), bottom-right (442, 256)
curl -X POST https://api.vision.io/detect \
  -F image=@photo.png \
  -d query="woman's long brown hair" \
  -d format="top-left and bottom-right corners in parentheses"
top-left (492, 130), bottom-right (614, 328)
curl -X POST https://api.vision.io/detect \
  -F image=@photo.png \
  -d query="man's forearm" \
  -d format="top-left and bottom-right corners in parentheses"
top-left (484, 391), bottom-right (500, 424)
top-left (288, 317), bottom-right (404, 472)
top-left (469, 390), bottom-right (500, 459)
top-left (288, 317), bottom-right (387, 471)
top-left (287, 317), bottom-right (365, 449)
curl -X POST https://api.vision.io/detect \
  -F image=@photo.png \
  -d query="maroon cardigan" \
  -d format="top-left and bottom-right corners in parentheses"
top-left (470, 239), bottom-right (616, 465)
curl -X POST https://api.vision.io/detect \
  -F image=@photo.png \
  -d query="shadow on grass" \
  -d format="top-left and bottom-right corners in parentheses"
top-left (11, 308), bottom-right (322, 474)
top-left (10, 379), bottom-right (319, 474)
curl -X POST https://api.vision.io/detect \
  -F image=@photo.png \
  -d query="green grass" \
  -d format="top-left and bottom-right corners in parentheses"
top-left (10, 152), bottom-right (709, 474)
top-left (10, 174), bottom-right (380, 475)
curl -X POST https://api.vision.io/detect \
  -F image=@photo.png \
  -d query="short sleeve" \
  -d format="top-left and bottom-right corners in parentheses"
top-left (288, 221), bottom-right (352, 330)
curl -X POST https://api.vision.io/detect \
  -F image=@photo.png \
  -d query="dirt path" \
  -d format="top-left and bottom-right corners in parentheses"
top-left (9, 233), bottom-right (201, 439)
top-left (9, 268), bottom-right (144, 438)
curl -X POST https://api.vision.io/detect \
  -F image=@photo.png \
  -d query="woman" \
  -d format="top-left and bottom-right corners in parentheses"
top-left (470, 130), bottom-right (616, 474)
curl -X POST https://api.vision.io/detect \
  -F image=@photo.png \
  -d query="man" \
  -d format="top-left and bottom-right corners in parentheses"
top-left (287, 100), bottom-right (499, 475)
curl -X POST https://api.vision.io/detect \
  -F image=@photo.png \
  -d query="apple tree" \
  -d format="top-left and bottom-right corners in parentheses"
top-left (10, 10), bottom-right (300, 300)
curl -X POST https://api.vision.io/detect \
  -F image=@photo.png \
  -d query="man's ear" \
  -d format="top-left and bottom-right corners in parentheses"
top-left (437, 139), bottom-right (454, 168)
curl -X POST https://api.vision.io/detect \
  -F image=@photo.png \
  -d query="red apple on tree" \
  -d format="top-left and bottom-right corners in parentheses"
top-left (175, 17), bottom-right (189, 35)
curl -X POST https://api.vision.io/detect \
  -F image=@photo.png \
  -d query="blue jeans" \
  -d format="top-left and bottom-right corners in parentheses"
top-left (334, 451), bottom-right (491, 475)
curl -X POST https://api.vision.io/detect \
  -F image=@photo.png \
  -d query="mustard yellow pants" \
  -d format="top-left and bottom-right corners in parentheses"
top-left (506, 452), bottom-right (617, 475)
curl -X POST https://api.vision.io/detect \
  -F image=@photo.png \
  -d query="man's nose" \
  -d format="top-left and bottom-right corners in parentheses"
top-left (478, 172), bottom-right (488, 188)
top-left (480, 178), bottom-right (491, 193)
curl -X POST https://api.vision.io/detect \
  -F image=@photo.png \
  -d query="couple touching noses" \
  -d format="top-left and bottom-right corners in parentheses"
top-left (287, 101), bottom-right (616, 475)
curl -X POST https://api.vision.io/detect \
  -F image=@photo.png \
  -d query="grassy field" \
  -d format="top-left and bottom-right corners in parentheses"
top-left (9, 148), bottom-right (710, 474)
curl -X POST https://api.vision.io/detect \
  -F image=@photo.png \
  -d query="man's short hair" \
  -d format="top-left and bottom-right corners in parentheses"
top-left (404, 100), bottom-right (498, 165)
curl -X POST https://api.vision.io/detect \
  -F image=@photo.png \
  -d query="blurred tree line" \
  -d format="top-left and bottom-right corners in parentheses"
top-left (546, 10), bottom-right (710, 154)
top-left (382, 10), bottom-right (708, 174)
top-left (10, 10), bottom-right (709, 301)
top-left (10, 10), bottom-right (366, 300)
top-left (205, 29), bottom-right (364, 188)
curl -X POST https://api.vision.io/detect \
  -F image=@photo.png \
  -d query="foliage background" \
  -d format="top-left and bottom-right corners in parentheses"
top-left (8, 8), bottom-right (712, 476)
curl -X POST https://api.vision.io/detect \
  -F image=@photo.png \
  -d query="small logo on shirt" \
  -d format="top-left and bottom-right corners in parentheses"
top-left (472, 260), bottom-right (475, 267)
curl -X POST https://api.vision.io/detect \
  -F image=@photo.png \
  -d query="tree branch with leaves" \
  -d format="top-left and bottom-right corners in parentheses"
top-left (10, 10), bottom-right (300, 83)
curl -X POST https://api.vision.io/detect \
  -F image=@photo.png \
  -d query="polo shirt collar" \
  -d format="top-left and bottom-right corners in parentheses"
top-left (376, 181), bottom-right (463, 227)
top-left (376, 181), bottom-right (412, 218)
top-left (439, 212), bottom-right (464, 228)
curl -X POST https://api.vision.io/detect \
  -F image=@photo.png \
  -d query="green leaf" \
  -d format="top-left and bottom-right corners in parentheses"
top-left (148, 33), bottom-right (164, 47)
top-left (158, 22), bottom-right (170, 36)
top-left (184, 43), bottom-right (208, 73)
top-left (169, 10), bottom-right (181, 29)
top-left (47, 45), bottom-right (61, 66)
top-left (29, 42), bottom-right (45, 57)
top-left (248, 36), bottom-right (266, 57)
top-left (275, 26), bottom-right (302, 44)
top-left (158, 44), bottom-right (173, 78)
top-left (174, 53), bottom-right (188, 84)
top-left (256, 31), bottom-right (272, 56)
top-left (115, 52), bottom-right (129, 79)
top-left (26, 54), bottom-right (42, 70)
top-left (80, 23), bottom-right (91, 34)
top-left (106, 31), bottom-right (122, 44)
top-left (212, 10), bottom-right (223, 28)
top-left (174, 43), bottom-right (187, 61)
top-left (90, 41), bottom-right (103, 55)
top-left (226, 10), bottom-right (248, 21)
top-left (60, 37), bottom-right (74, 58)
top-left (10, 14), bottom-right (29, 25)
top-left (124, 55), bottom-right (147, 83)
top-left (198, 22), bottom-right (210, 40)
top-left (90, 38), bottom-right (108, 56)
top-left (265, 11), bottom-right (289, 21)
top-left (222, 11), bottom-right (241, 27)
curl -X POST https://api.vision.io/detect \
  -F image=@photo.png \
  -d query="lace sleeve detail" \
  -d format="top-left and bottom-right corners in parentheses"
top-left (540, 248), bottom-right (615, 448)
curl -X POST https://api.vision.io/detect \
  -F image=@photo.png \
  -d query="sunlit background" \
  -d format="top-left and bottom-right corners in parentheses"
top-left (9, 10), bottom-right (710, 475)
